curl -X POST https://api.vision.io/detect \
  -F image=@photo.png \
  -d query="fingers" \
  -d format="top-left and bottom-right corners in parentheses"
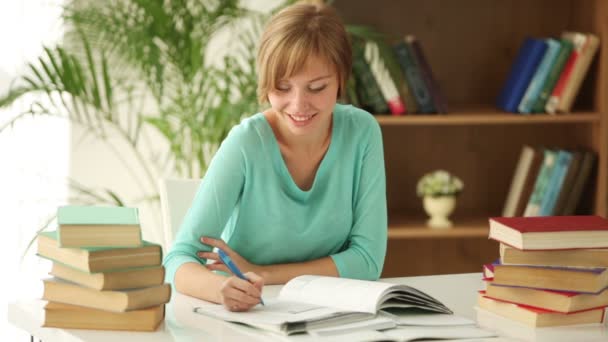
top-left (220, 276), bottom-right (263, 311)
top-left (244, 272), bottom-right (264, 291)
top-left (197, 251), bottom-right (220, 262)
top-left (200, 236), bottom-right (229, 251)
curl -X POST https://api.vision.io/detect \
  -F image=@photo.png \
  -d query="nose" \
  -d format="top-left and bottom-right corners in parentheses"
top-left (291, 88), bottom-right (309, 112)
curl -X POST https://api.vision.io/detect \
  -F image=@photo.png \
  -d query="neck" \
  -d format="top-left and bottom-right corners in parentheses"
top-left (267, 111), bottom-right (333, 155)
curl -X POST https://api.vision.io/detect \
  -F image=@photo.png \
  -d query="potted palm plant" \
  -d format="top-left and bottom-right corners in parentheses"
top-left (0, 0), bottom-right (400, 249)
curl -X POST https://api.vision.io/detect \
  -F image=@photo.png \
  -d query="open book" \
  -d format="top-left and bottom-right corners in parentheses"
top-left (193, 275), bottom-right (452, 335)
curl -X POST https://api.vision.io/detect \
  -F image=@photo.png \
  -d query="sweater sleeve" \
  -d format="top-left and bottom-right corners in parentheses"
top-left (330, 117), bottom-right (388, 280)
top-left (162, 126), bottom-right (246, 285)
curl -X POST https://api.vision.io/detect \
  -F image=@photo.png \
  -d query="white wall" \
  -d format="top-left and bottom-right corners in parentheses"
top-left (0, 1), bottom-right (67, 339)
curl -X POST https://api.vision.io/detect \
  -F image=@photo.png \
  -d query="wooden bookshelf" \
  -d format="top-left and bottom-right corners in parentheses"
top-left (375, 112), bottom-right (600, 126)
top-left (388, 214), bottom-right (489, 239)
top-left (333, 0), bottom-right (608, 277)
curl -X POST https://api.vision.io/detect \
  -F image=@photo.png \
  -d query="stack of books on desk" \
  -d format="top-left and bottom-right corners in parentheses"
top-left (478, 215), bottom-right (608, 327)
top-left (36, 205), bottom-right (170, 331)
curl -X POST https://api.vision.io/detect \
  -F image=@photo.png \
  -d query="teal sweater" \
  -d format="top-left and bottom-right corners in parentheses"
top-left (163, 104), bottom-right (387, 284)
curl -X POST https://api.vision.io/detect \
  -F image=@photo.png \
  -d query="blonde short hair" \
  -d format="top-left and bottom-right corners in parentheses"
top-left (256, 3), bottom-right (352, 104)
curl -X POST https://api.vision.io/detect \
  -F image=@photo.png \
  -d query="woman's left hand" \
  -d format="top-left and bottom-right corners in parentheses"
top-left (198, 236), bottom-right (264, 276)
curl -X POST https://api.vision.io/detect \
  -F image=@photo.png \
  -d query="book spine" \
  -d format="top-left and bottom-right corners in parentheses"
top-left (562, 151), bottom-right (596, 215)
top-left (538, 150), bottom-right (572, 216)
top-left (545, 33), bottom-right (587, 114)
top-left (352, 44), bottom-right (389, 114)
top-left (497, 38), bottom-right (548, 113)
top-left (518, 39), bottom-right (561, 114)
top-left (524, 150), bottom-right (558, 217)
top-left (502, 145), bottom-right (535, 217)
top-left (530, 39), bottom-right (573, 113)
top-left (514, 147), bottom-right (544, 217)
top-left (557, 33), bottom-right (600, 113)
top-left (393, 40), bottom-right (436, 113)
top-left (364, 41), bottom-right (406, 115)
top-left (552, 151), bottom-right (582, 215)
top-left (407, 36), bottom-right (448, 113)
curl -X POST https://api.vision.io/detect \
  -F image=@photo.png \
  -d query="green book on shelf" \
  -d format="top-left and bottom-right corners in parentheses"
top-left (57, 205), bottom-right (142, 248)
top-left (352, 41), bottom-right (390, 114)
top-left (530, 39), bottom-right (573, 113)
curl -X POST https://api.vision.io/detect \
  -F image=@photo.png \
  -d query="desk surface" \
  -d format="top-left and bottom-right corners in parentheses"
top-left (8, 272), bottom-right (608, 342)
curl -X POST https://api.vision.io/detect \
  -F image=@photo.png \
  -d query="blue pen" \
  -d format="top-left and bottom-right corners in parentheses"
top-left (217, 249), bottom-right (265, 306)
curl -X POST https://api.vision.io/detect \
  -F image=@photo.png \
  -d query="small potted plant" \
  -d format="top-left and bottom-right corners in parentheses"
top-left (416, 170), bottom-right (464, 229)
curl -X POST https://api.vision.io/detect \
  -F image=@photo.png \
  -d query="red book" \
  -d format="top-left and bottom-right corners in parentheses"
top-left (488, 215), bottom-right (608, 250)
top-left (477, 292), bottom-right (606, 327)
top-left (484, 281), bottom-right (608, 313)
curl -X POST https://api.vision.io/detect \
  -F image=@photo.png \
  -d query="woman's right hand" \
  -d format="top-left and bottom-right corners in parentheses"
top-left (219, 272), bottom-right (264, 312)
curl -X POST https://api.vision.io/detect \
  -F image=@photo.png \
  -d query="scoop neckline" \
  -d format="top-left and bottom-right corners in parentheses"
top-left (260, 111), bottom-right (337, 196)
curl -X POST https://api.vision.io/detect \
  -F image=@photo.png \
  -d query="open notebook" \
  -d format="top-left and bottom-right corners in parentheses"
top-left (193, 275), bottom-right (452, 335)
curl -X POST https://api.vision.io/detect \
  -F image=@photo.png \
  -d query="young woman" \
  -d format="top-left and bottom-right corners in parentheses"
top-left (163, 2), bottom-right (387, 312)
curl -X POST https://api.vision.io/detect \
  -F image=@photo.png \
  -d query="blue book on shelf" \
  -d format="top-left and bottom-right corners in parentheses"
top-left (497, 38), bottom-right (548, 113)
top-left (538, 150), bottom-right (573, 216)
top-left (518, 38), bottom-right (561, 114)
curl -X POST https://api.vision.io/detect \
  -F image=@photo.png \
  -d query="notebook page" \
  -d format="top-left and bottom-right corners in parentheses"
top-left (279, 275), bottom-right (393, 313)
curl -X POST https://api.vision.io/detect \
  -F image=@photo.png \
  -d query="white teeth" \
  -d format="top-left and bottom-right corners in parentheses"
top-left (289, 114), bottom-right (314, 122)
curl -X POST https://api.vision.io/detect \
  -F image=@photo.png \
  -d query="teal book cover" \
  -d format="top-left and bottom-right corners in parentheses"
top-left (538, 150), bottom-right (573, 216)
top-left (518, 38), bottom-right (561, 114)
top-left (524, 150), bottom-right (558, 216)
top-left (57, 205), bottom-right (140, 225)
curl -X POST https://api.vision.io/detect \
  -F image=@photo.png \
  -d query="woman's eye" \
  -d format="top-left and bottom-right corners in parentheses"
top-left (309, 85), bottom-right (327, 93)
top-left (276, 86), bottom-right (290, 92)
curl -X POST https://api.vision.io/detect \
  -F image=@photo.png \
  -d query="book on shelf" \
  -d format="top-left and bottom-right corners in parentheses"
top-left (530, 38), bottom-right (573, 113)
top-left (352, 42), bottom-right (390, 114)
top-left (57, 205), bottom-right (142, 248)
top-left (523, 149), bottom-right (557, 217)
top-left (518, 38), bottom-right (562, 114)
top-left (497, 37), bottom-right (548, 113)
top-left (405, 35), bottom-right (448, 114)
top-left (502, 145), bottom-right (535, 217)
top-left (554, 32), bottom-right (600, 114)
top-left (513, 146), bottom-right (544, 217)
top-left (562, 150), bottom-right (596, 215)
top-left (488, 215), bottom-right (608, 250)
top-left (193, 275), bottom-right (452, 335)
top-left (476, 294), bottom-right (605, 327)
top-left (37, 231), bottom-right (162, 273)
top-left (393, 39), bottom-right (435, 113)
top-left (43, 302), bottom-right (165, 331)
top-left (551, 150), bottom-right (583, 215)
top-left (42, 277), bottom-right (171, 312)
top-left (50, 262), bottom-right (165, 290)
top-left (491, 263), bottom-right (608, 293)
top-left (538, 150), bottom-right (573, 216)
top-left (545, 32), bottom-right (587, 114)
top-left (499, 242), bottom-right (608, 268)
top-left (364, 41), bottom-right (406, 115)
top-left (485, 280), bottom-right (608, 313)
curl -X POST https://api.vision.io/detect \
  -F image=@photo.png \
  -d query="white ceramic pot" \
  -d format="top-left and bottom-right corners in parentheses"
top-left (423, 195), bottom-right (456, 229)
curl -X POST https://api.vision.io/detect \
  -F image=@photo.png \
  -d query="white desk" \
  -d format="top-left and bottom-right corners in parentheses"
top-left (8, 273), bottom-right (608, 341)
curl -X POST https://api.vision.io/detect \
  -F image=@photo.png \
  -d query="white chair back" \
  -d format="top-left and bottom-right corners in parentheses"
top-left (158, 178), bottom-right (201, 252)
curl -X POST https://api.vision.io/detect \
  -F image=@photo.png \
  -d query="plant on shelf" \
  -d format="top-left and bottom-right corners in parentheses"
top-left (417, 170), bottom-right (464, 229)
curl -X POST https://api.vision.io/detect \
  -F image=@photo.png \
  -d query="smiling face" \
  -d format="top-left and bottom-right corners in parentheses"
top-left (267, 55), bottom-right (339, 137)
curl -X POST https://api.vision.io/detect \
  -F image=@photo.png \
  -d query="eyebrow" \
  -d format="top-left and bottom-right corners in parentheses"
top-left (308, 75), bottom-right (332, 82)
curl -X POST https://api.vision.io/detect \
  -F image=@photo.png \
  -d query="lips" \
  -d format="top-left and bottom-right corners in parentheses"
top-left (287, 112), bottom-right (316, 122)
